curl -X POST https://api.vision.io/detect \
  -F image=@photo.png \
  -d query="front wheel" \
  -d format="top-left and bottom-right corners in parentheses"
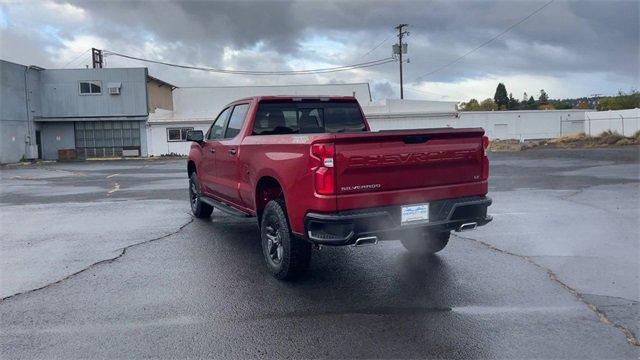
top-left (189, 173), bottom-right (213, 218)
top-left (401, 231), bottom-right (450, 255)
top-left (260, 198), bottom-right (311, 280)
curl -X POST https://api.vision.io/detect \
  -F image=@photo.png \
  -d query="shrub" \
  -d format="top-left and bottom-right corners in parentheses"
top-left (598, 130), bottom-right (625, 145)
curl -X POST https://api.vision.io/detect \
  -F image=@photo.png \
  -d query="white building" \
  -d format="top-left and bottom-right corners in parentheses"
top-left (149, 83), bottom-right (373, 156)
top-left (147, 83), bottom-right (467, 156)
top-left (146, 81), bottom-right (637, 157)
top-left (362, 99), bottom-right (459, 131)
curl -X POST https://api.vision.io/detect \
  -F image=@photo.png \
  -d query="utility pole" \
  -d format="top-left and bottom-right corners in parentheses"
top-left (91, 48), bottom-right (103, 68)
top-left (394, 24), bottom-right (409, 99)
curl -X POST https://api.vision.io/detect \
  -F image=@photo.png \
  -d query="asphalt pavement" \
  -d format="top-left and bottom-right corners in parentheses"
top-left (1, 147), bottom-right (638, 359)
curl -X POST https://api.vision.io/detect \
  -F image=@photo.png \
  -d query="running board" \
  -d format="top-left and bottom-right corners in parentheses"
top-left (199, 196), bottom-right (253, 218)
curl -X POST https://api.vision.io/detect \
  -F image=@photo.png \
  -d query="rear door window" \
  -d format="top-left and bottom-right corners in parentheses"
top-left (224, 104), bottom-right (250, 139)
top-left (252, 101), bottom-right (365, 135)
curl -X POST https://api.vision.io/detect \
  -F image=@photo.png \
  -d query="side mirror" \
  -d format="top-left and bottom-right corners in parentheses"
top-left (186, 130), bottom-right (204, 143)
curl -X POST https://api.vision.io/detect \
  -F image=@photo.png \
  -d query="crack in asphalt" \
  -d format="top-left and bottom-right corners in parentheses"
top-left (558, 188), bottom-right (584, 200)
top-left (453, 233), bottom-right (640, 347)
top-left (580, 293), bottom-right (639, 305)
top-left (557, 185), bottom-right (639, 214)
top-left (38, 166), bottom-right (88, 177)
top-left (0, 216), bottom-right (194, 302)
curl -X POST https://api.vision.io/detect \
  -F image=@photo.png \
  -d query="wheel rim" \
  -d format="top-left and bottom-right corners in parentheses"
top-left (189, 180), bottom-right (198, 210)
top-left (264, 217), bottom-right (283, 266)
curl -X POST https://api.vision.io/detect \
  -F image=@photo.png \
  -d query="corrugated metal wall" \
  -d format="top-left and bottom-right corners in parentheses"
top-left (39, 68), bottom-right (148, 118)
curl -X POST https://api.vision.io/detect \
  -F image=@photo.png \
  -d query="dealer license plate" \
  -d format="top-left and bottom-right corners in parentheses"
top-left (401, 203), bottom-right (429, 224)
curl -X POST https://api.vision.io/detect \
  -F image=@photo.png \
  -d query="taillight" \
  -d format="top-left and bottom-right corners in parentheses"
top-left (481, 135), bottom-right (490, 180)
top-left (482, 135), bottom-right (490, 156)
top-left (311, 143), bottom-right (335, 195)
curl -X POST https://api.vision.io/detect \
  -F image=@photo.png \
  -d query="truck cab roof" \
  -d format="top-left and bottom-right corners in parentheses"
top-left (230, 95), bottom-right (358, 105)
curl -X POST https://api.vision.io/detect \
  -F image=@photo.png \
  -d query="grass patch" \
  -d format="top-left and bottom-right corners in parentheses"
top-left (490, 131), bottom-right (639, 152)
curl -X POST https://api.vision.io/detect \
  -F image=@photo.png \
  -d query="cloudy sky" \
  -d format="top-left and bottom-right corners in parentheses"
top-left (0, 0), bottom-right (638, 102)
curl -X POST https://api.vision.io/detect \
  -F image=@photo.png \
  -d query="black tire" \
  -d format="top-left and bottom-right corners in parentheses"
top-left (401, 231), bottom-right (450, 255)
top-left (260, 198), bottom-right (311, 280)
top-left (189, 173), bottom-right (213, 218)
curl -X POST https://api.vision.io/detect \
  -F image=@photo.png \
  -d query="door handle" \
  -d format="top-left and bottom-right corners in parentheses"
top-left (209, 148), bottom-right (215, 153)
top-left (228, 148), bottom-right (237, 155)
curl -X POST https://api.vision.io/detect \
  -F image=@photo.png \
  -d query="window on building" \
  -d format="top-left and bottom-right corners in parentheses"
top-left (167, 127), bottom-right (194, 142)
top-left (79, 81), bottom-right (102, 95)
top-left (225, 104), bottom-right (249, 139)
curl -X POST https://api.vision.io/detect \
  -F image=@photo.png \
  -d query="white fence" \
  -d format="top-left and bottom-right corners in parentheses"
top-left (368, 109), bottom-right (638, 141)
top-left (368, 109), bottom-right (587, 140)
top-left (585, 108), bottom-right (639, 137)
top-left (458, 110), bottom-right (586, 140)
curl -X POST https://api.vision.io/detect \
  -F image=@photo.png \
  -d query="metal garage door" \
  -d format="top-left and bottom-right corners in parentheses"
top-left (74, 121), bottom-right (141, 158)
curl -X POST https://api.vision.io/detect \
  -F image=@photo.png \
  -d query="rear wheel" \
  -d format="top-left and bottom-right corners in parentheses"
top-left (261, 198), bottom-right (311, 280)
top-left (189, 173), bottom-right (213, 218)
top-left (401, 231), bottom-right (450, 255)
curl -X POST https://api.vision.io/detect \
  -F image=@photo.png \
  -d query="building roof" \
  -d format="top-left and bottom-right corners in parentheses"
top-left (147, 75), bottom-right (177, 90)
top-left (171, 83), bottom-right (372, 118)
top-left (178, 82), bottom-right (370, 90)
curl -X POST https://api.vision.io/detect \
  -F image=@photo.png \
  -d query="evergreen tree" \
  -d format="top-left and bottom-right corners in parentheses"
top-left (527, 96), bottom-right (537, 110)
top-left (507, 92), bottom-right (519, 110)
top-left (494, 83), bottom-right (509, 110)
top-left (521, 92), bottom-right (529, 110)
top-left (538, 89), bottom-right (549, 105)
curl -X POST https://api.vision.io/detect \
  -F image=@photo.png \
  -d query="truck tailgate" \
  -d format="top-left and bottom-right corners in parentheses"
top-left (334, 128), bottom-right (486, 210)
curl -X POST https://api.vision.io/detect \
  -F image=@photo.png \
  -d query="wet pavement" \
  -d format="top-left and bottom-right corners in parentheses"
top-left (1, 148), bottom-right (638, 358)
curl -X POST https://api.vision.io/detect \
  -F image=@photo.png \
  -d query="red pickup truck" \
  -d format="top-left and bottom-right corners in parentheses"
top-left (187, 96), bottom-right (491, 279)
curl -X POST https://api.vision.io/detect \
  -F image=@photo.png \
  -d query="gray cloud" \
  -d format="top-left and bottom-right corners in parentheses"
top-left (372, 81), bottom-right (396, 99)
top-left (1, 0), bottom-right (638, 101)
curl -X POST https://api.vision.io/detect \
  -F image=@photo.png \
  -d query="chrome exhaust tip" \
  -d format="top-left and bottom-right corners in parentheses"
top-left (456, 222), bottom-right (478, 232)
top-left (353, 236), bottom-right (378, 247)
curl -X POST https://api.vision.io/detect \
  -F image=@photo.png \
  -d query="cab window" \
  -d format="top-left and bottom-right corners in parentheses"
top-left (252, 101), bottom-right (365, 135)
top-left (225, 104), bottom-right (250, 139)
top-left (208, 107), bottom-right (231, 140)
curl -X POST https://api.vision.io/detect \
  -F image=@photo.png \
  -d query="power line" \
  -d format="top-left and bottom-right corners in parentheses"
top-left (360, 34), bottom-right (393, 59)
top-left (102, 49), bottom-right (394, 75)
top-left (414, 0), bottom-right (554, 81)
top-left (406, 86), bottom-right (453, 99)
top-left (61, 48), bottom-right (91, 68)
top-left (69, 53), bottom-right (92, 69)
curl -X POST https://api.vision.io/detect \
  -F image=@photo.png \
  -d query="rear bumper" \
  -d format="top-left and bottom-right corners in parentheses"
top-left (304, 196), bottom-right (492, 246)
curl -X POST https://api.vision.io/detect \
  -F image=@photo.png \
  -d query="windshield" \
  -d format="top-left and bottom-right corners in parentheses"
top-left (252, 101), bottom-right (366, 135)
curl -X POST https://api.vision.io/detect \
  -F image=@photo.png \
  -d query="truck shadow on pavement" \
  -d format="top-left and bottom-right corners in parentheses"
top-left (202, 211), bottom-right (458, 313)
top-left (196, 215), bottom-right (498, 358)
